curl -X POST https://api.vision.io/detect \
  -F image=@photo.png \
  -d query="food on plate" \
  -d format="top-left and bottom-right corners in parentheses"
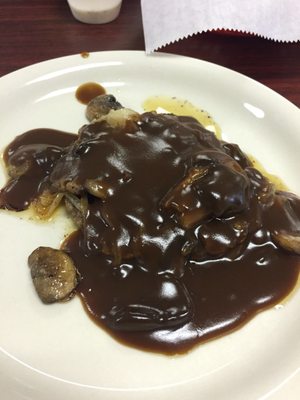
top-left (1, 93), bottom-right (300, 354)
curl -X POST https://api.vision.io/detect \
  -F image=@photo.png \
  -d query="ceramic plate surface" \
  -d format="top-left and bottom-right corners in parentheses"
top-left (0, 51), bottom-right (299, 400)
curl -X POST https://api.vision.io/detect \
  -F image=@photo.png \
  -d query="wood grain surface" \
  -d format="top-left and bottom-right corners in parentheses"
top-left (0, 0), bottom-right (299, 107)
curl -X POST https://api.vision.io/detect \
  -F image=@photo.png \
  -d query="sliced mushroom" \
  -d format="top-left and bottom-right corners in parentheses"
top-left (64, 193), bottom-right (87, 228)
top-left (271, 230), bottom-right (300, 255)
top-left (84, 178), bottom-right (112, 199)
top-left (161, 166), bottom-right (211, 228)
top-left (162, 166), bottom-right (210, 211)
top-left (28, 247), bottom-right (79, 303)
top-left (86, 94), bottom-right (123, 122)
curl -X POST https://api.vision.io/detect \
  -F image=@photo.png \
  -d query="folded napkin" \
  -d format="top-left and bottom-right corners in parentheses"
top-left (141, 0), bottom-right (300, 53)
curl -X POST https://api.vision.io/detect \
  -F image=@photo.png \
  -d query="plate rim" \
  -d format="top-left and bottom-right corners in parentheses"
top-left (0, 50), bottom-right (299, 114)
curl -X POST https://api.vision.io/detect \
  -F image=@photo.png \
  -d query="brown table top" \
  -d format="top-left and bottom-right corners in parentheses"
top-left (0, 0), bottom-right (299, 107)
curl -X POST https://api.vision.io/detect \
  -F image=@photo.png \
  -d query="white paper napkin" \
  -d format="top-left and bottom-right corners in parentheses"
top-left (141, 0), bottom-right (300, 53)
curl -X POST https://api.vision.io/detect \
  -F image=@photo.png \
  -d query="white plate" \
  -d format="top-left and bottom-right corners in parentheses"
top-left (0, 51), bottom-right (299, 400)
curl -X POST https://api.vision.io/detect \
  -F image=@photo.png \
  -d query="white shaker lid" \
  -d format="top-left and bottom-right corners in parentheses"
top-left (67, 0), bottom-right (123, 24)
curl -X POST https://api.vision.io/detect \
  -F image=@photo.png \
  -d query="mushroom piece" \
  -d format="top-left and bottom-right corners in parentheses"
top-left (271, 230), bottom-right (300, 255)
top-left (84, 178), bottom-right (111, 199)
top-left (64, 193), bottom-right (87, 228)
top-left (86, 94), bottom-right (123, 122)
top-left (86, 94), bottom-right (140, 130)
top-left (161, 166), bottom-right (211, 228)
top-left (28, 247), bottom-right (79, 303)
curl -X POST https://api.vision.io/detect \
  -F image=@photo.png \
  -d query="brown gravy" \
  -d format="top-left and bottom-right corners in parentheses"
top-left (75, 82), bottom-right (106, 105)
top-left (80, 52), bottom-right (90, 59)
top-left (1, 113), bottom-right (300, 354)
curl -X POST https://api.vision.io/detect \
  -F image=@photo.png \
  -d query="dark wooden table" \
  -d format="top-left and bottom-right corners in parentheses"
top-left (1, 0), bottom-right (300, 107)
